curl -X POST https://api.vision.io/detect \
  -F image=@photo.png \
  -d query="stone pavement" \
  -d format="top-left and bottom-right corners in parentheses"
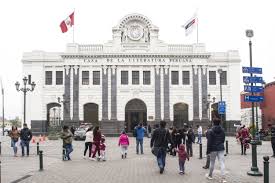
top-left (1, 136), bottom-right (274, 183)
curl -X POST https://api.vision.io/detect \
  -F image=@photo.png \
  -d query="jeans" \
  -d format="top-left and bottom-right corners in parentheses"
top-left (209, 151), bottom-right (225, 177)
top-left (20, 140), bottom-right (30, 156)
top-left (120, 145), bottom-right (128, 155)
top-left (197, 134), bottom-right (202, 144)
top-left (64, 144), bottom-right (73, 160)
top-left (179, 160), bottom-right (186, 172)
top-left (157, 148), bottom-right (166, 170)
top-left (11, 139), bottom-right (18, 155)
top-left (186, 143), bottom-right (193, 156)
top-left (136, 139), bottom-right (143, 154)
top-left (84, 142), bottom-right (92, 157)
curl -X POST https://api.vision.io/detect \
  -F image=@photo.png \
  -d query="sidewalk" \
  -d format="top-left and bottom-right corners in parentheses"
top-left (1, 136), bottom-right (274, 183)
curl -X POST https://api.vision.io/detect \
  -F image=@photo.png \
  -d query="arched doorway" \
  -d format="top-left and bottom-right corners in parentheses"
top-left (125, 99), bottom-right (147, 132)
top-left (173, 103), bottom-right (188, 128)
top-left (47, 103), bottom-right (61, 132)
top-left (83, 103), bottom-right (99, 127)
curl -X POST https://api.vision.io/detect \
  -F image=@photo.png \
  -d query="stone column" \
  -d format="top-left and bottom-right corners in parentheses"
top-left (102, 65), bottom-right (108, 121)
top-left (192, 65), bottom-right (200, 121)
top-left (72, 65), bottom-right (79, 122)
top-left (64, 65), bottom-right (71, 121)
top-left (111, 65), bottom-right (117, 120)
top-left (201, 65), bottom-right (208, 120)
top-left (155, 66), bottom-right (161, 122)
top-left (163, 65), bottom-right (170, 122)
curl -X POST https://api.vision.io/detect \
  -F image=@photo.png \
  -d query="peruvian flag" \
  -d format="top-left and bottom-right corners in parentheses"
top-left (182, 14), bottom-right (197, 36)
top-left (60, 12), bottom-right (74, 33)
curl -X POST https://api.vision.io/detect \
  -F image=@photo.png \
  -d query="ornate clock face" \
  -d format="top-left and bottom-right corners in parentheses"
top-left (128, 24), bottom-right (143, 41)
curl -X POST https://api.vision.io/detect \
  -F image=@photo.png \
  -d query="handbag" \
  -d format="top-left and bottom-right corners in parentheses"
top-left (151, 130), bottom-right (168, 156)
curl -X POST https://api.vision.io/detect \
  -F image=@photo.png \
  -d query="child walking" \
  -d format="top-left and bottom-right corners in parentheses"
top-left (177, 144), bottom-right (189, 174)
top-left (118, 131), bottom-right (129, 159)
top-left (99, 135), bottom-right (106, 161)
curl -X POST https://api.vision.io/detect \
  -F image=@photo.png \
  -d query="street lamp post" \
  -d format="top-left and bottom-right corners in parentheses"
top-left (203, 94), bottom-right (216, 124)
top-left (246, 29), bottom-right (263, 176)
top-left (0, 77), bottom-right (4, 136)
top-left (15, 76), bottom-right (36, 125)
top-left (57, 94), bottom-right (69, 127)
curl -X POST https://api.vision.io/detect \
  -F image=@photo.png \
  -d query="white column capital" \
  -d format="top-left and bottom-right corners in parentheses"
top-left (111, 65), bottom-right (117, 75)
top-left (64, 65), bottom-right (71, 75)
top-left (155, 65), bottom-right (160, 75)
top-left (202, 65), bottom-right (207, 75)
top-left (193, 65), bottom-right (198, 75)
top-left (73, 65), bottom-right (79, 75)
top-left (164, 65), bottom-right (169, 74)
top-left (102, 65), bottom-right (108, 75)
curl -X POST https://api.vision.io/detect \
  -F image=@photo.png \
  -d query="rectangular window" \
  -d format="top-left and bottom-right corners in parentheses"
top-left (82, 71), bottom-right (89, 85)
top-left (209, 71), bottom-right (216, 85)
top-left (93, 71), bottom-right (100, 85)
top-left (132, 71), bottom-right (139, 85)
top-left (121, 71), bottom-right (128, 85)
top-left (182, 71), bottom-right (190, 85)
top-left (221, 71), bottom-right (227, 85)
top-left (28, 75), bottom-right (31, 85)
top-left (45, 71), bottom-right (52, 85)
top-left (171, 71), bottom-right (179, 85)
top-left (143, 71), bottom-right (151, 85)
top-left (56, 71), bottom-right (63, 85)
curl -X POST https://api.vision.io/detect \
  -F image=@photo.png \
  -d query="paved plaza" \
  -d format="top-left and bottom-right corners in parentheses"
top-left (0, 136), bottom-right (274, 183)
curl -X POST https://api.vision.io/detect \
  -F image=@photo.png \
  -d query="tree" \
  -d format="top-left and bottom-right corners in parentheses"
top-left (10, 116), bottom-right (21, 127)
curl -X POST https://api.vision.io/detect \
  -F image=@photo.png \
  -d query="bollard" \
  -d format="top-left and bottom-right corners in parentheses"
top-left (0, 142), bottom-right (1, 155)
top-left (226, 140), bottom-right (229, 154)
top-left (39, 150), bottom-right (43, 171)
top-left (199, 143), bottom-right (202, 159)
top-left (36, 142), bottom-right (39, 155)
top-left (0, 160), bottom-right (1, 183)
top-left (263, 156), bottom-right (269, 183)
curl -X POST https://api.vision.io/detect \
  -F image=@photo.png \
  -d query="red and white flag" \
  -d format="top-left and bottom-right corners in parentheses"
top-left (182, 14), bottom-right (197, 36)
top-left (60, 12), bottom-right (74, 33)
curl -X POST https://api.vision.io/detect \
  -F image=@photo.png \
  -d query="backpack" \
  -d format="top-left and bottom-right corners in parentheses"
top-left (133, 128), bottom-right (137, 137)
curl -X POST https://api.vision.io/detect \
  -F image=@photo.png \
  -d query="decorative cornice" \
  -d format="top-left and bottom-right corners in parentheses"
top-left (61, 54), bottom-right (211, 59)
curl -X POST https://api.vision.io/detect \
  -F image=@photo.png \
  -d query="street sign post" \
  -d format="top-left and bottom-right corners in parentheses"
top-left (242, 67), bottom-right (262, 74)
top-left (244, 95), bottom-right (264, 102)
top-left (244, 85), bottom-right (264, 93)
top-left (218, 101), bottom-right (226, 114)
top-left (243, 76), bottom-right (263, 84)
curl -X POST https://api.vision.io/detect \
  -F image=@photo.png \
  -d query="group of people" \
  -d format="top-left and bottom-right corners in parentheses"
top-left (60, 125), bottom-right (106, 161)
top-left (8, 124), bottom-right (33, 157)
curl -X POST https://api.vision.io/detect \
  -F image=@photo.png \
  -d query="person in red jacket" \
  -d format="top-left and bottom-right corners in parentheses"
top-left (118, 131), bottom-right (130, 159)
top-left (238, 125), bottom-right (250, 155)
top-left (91, 126), bottom-right (101, 161)
top-left (176, 144), bottom-right (189, 174)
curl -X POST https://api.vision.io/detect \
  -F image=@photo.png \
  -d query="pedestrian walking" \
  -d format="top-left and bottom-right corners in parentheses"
top-left (150, 120), bottom-right (172, 174)
top-left (134, 123), bottom-right (146, 154)
top-left (60, 125), bottom-right (73, 160)
top-left (91, 126), bottom-right (101, 160)
top-left (118, 130), bottom-right (129, 159)
top-left (8, 126), bottom-right (20, 157)
top-left (147, 124), bottom-right (152, 138)
top-left (176, 144), bottom-right (189, 175)
top-left (197, 125), bottom-right (203, 144)
top-left (83, 127), bottom-right (93, 159)
top-left (237, 125), bottom-right (250, 155)
top-left (205, 116), bottom-right (226, 183)
top-left (203, 125), bottom-right (211, 169)
top-left (186, 126), bottom-right (195, 157)
top-left (270, 125), bottom-right (275, 157)
top-left (20, 124), bottom-right (32, 157)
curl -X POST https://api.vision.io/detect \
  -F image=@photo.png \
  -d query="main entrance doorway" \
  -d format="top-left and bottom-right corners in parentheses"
top-left (173, 103), bottom-right (189, 128)
top-left (125, 99), bottom-right (147, 132)
top-left (83, 103), bottom-right (99, 127)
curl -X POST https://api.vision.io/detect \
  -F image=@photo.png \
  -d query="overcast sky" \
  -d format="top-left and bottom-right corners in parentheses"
top-left (0, 0), bottom-right (274, 120)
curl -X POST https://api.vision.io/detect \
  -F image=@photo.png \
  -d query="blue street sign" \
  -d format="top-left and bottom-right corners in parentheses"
top-left (244, 95), bottom-right (264, 102)
top-left (242, 67), bottom-right (262, 74)
top-left (244, 85), bottom-right (264, 93)
top-left (243, 76), bottom-right (263, 84)
top-left (218, 101), bottom-right (226, 114)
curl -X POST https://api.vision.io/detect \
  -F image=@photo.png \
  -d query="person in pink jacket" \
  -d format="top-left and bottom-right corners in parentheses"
top-left (118, 131), bottom-right (130, 159)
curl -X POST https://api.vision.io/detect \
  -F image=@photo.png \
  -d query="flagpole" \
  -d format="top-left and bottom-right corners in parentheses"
top-left (0, 77), bottom-right (4, 136)
top-left (196, 16), bottom-right (198, 44)
top-left (73, 9), bottom-right (75, 43)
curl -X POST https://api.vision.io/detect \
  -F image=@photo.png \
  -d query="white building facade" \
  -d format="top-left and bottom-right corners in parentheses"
top-left (22, 14), bottom-right (241, 134)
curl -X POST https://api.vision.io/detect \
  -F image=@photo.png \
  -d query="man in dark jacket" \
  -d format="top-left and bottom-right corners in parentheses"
top-left (270, 126), bottom-right (275, 157)
top-left (206, 118), bottom-right (226, 183)
top-left (20, 124), bottom-right (33, 156)
top-left (150, 120), bottom-right (172, 174)
top-left (186, 126), bottom-right (195, 157)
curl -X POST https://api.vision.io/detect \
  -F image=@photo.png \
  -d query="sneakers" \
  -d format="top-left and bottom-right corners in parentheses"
top-left (221, 179), bottom-right (227, 183)
top-left (203, 166), bottom-right (209, 169)
top-left (205, 174), bottom-right (213, 180)
top-left (83, 156), bottom-right (86, 159)
top-left (89, 157), bottom-right (96, 161)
